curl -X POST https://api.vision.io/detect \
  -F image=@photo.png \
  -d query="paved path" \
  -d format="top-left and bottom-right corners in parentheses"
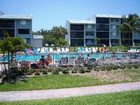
top-left (0, 82), bottom-right (140, 102)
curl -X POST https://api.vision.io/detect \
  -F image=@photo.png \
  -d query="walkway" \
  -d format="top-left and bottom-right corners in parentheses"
top-left (0, 82), bottom-right (140, 102)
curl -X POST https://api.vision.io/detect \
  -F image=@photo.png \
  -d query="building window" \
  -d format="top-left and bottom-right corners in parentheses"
top-left (96, 24), bottom-right (109, 31)
top-left (111, 19), bottom-right (113, 22)
top-left (23, 38), bottom-right (30, 44)
top-left (71, 39), bottom-right (84, 46)
top-left (70, 32), bottom-right (84, 38)
top-left (23, 39), bottom-right (27, 43)
top-left (86, 24), bottom-right (95, 29)
top-left (0, 20), bottom-right (15, 28)
top-left (97, 39), bottom-right (109, 46)
top-left (134, 40), bottom-right (140, 45)
top-left (18, 29), bottom-right (29, 34)
top-left (70, 24), bottom-right (84, 30)
top-left (85, 39), bottom-right (94, 43)
top-left (0, 29), bottom-right (15, 37)
top-left (110, 19), bottom-right (119, 23)
top-left (112, 32), bottom-right (117, 36)
top-left (96, 32), bottom-right (109, 38)
top-left (111, 39), bottom-right (119, 45)
top-left (112, 25), bottom-right (116, 30)
top-left (96, 18), bottom-right (109, 24)
top-left (21, 20), bottom-right (26, 25)
top-left (85, 32), bottom-right (94, 36)
top-left (26, 38), bottom-right (30, 44)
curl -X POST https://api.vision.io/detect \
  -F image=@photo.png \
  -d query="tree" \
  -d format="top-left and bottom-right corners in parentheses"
top-left (0, 33), bottom-right (28, 83)
top-left (56, 38), bottom-right (68, 47)
top-left (119, 14), bottom-right (140, 46)
top-left (34, 26), bottom-right (68, 47)
top-left (43, 34), bottom-right (55, 46)
top-left (51, 26), bottom-right (67, 39)
top-left (120, 14), bottom-right (140, 33)
top-left (41, 26), bottom-right (68, 46)
top-left (32, 29), bottom-right (48, 35)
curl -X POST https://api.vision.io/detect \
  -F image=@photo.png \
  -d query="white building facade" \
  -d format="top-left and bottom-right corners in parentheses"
top-left (66, 15), bottom-right (140, 46)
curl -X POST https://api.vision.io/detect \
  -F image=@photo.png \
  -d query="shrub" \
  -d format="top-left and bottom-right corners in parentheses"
top-left (100, 66), bottom-right (105, 71)
top-left (62, 68), bottom-right (69, 74)
top-left (74, 67), bottom-right (79, 71)
top-left (110, 64), bottom-right (118, 70)
top-left (71, 70), bottom-right (77, 73)
top-left (34, 72), bottom-right (40, 75)
top-left (71, 67), bottom-right (78, 73)
top-left (127, 64), bottom-right (132, 69)
top-left (26, 69), bottom-right (34, 75)
top-left (41, 69), bottom-right (48, 74)
top-left (47, 67), bottom-right (54, 72)
top-left (78, 67), bottom-right (85, 73)
top-left (119, 64), bottom-right (126, 70)
top-left (132, 64), bottom-right (139, 69)
top-left (85, 68), bottom-right (91, 73)
top-left (57, 67), bottom-right (64, 72)
top-left (87, 65), bottom-right (93, 71)
top-left (94, 66), bottom-right (100, 71)
top-left (52, 68), bottom-right (59, 74)
top-left (105, 65), bottom-right (112, 71)
top-left (0, 72), bottom-right (3, 78)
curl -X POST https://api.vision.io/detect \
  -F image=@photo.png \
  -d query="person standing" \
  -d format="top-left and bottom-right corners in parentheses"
top-left (85, 54), bottom-right (90, 64)
top-left (39, 55), bottom-right (45, 68)
top-left (46, 54), bottom-right (52, 66)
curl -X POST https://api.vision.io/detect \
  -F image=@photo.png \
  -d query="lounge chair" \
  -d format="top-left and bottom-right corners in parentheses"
top-left (76, 57), bottom-right (85, 66)
top-left (20, 61), bottom-right (30, 70)
top-left (28, 48), bottom-right (33, 54)
top-left (92, 47), bottom-right (97, 53)
top-left (31, 63), bottom-right (39, 69)
top-left (59, 57), bottom-right (68, 67)
top-left (86, 58), bottom-right (96, 65)
top-left (88, 48), bottom-right (92, 52)
top-left (37, 48), bottom-right (41, 53)
top-left (85, 47), bottom-right (90, 52)
top-left (81, 47), bottom-right (85, 52)
top-left (65, 47), bottom-right (69, 52)
top-left (68, 57), bottom-right (76, 67)
top-left (77, 47), bottom-right (85, 53)
top-left (49, 48), bottom-right (54, 53)
top-left (77, 47), bottom-right (81, 52)
top-left (61, 48), bottom-right (66, 53)
top-left (33, 48), bottom-right (37, 54)
top-left (57, 48), bottom-right (61, 53)
top-left (45, 47), bottom-right (49, 53)
top-left (40, 47), bottom-right (45, 53)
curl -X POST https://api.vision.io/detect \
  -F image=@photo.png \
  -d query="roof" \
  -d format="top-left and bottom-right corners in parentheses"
top-left (33, 35), bottom-right (43, 39)
top-left (96, 14), bottom-right (122, 18)
top-left (0, 15), bottom-right (32, 20)
top-left (67, 19), bottom-right (95, 24)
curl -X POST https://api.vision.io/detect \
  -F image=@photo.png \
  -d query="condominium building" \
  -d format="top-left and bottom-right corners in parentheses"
top-left (66, 15), bottom-right (140, 46)
top-left (0, 15), bottom-right (32, 45)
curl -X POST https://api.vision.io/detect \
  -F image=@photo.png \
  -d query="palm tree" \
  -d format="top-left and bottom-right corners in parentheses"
top-left (0, 34), bottom-right (28, 83)
top-left (51, 26), bottom-right (67, 39)
top-left (56, 38), bottom-right (68, 47)
top-left (119, 14), bottom-right (140, 46)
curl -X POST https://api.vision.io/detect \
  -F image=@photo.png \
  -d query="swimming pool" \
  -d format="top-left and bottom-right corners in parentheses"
top-left (0, 52), bottom-right (126, 62)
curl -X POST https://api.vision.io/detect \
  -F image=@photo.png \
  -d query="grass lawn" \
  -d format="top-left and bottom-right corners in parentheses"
top-left (0, 74), bottom-right (111, 91)
top-left (0, 69), bottom-right (140, 91)
top-left (121, 69), bottom-right (140, 81)
top-left (86, 69), bottom-right (140, 82)
top-left (0, 90), bottom-right (140, 105)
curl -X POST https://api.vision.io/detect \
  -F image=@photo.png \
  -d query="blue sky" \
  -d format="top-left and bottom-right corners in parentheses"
top-left (0, 0), bottom-right (140, 31)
